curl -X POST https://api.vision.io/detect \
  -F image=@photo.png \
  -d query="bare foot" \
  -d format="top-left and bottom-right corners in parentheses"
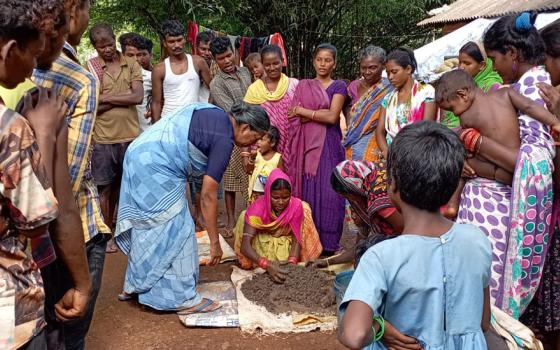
top-left (106, 238), bottom-right (119, 253)
top-left (221, 227), bottom-right (234, 239)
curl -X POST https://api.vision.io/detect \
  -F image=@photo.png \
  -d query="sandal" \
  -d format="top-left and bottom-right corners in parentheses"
top-left (221, 227), bottom-right (233, 239)
top-left (118, 291), bottom-right (135, 302)
top-left (176, 298), bottom-right (221, 315)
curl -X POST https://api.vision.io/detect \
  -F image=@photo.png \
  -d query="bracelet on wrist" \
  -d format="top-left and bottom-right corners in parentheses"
top-left (475, 135), bottom-right (483, 154)
top-left (258, 256), bottom-right (269, 269)
top-left (372, 315), bottom-right (385, 342)
top-left (288, 256), bottom-right (298, 265)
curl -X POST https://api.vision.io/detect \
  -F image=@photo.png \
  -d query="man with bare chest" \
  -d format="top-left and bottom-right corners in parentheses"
top-left (151, 20), bottom-right (212, 122)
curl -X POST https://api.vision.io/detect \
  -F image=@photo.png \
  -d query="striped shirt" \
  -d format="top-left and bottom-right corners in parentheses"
top-left (209, 66), bottom-right (252, 113)
top-left (32, 43), bottom-right (110, 242)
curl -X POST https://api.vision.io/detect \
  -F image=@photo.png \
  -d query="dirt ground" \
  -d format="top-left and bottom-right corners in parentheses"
top-left (85, 199), bottom-right (349, 349)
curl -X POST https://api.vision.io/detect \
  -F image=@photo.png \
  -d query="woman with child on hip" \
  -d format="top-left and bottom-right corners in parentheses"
top-left (453, 12), bottom-right (556, 319)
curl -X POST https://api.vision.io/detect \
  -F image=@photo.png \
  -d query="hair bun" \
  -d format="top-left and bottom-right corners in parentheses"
top-left (515, 12), bottom-right (535, 31)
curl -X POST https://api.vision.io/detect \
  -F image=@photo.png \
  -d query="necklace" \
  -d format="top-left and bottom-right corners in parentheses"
top-left (264, 77), bottom-right (276, 94)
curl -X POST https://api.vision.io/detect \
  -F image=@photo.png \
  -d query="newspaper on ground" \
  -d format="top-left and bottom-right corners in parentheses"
top-left (178, 281), bottom-right (239, 328)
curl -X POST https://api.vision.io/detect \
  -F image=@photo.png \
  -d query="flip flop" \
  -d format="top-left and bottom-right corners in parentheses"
top-left (176, 298), bottom-right (221, 315)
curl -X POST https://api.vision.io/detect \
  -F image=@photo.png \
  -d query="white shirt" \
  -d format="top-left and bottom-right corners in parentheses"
top-left (136, 68), bottom-right (152, 132)
top-left (161, 54), bottom-right (200, 118)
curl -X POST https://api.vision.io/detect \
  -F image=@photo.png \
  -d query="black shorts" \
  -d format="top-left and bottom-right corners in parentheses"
top-left (91, 142), bottom-right (131, 186)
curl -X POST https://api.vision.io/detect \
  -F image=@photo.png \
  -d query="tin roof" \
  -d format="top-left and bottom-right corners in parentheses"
top-left (418, 0), bottom-right (560, 26)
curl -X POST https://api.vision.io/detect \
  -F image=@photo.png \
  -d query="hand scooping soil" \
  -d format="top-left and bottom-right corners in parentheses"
top-left (240, 264), bottom-right (336, 315)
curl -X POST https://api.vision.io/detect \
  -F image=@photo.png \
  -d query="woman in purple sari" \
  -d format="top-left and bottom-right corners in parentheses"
top-left (287, 44), bottom-right (347, 253)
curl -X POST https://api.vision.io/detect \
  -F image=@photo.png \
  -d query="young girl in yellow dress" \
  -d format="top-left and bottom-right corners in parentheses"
top-left (246, 126), bottom-right (283, 203)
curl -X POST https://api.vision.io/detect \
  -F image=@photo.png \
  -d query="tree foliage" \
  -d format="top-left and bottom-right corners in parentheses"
top-left (89, 0), bottom-right (449, 78)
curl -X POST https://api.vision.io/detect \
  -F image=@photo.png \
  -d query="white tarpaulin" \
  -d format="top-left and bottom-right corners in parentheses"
top-left (415, 12), bottom-right (560, 83)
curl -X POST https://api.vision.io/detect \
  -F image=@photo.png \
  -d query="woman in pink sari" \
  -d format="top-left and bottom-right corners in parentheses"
top-left (244, 45), bottom-right (298, 161)
top-left (287, 44), bottom-right (347, 254)
top-left (234, 169), bottom-right (322, 282)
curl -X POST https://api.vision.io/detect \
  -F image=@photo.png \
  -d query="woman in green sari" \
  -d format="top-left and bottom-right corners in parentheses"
top-left (440, 41), bottom-right (503, 129)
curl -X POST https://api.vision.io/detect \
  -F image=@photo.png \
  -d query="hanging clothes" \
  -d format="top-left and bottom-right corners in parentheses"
top-left (187, 21), bottom-right (199, 54)
top-left (186, 21), bottom-right (289, 66)
top-left (269, 33), bottom-right (287, 67)
top-left (241, 37), bottom-right (251, 61)
top-left (250, 37), bottom-right (259, 53)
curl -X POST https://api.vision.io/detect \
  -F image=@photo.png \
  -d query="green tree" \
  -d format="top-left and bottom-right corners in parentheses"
top-left (87, 0), bottom-right (249, 60)
top-left (89, 0), bottom-right (449, 78)
top-left (221, 0), bottom-right (448, 78)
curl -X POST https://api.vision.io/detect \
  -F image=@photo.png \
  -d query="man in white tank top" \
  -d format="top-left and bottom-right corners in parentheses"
top-left (151, 20), bottom-right (212, 122)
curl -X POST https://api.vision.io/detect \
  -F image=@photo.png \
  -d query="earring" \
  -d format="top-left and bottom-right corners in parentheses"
top-left (512, 60), bottom-right (518, 73)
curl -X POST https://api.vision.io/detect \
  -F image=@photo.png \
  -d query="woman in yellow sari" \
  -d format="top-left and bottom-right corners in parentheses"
top-left (234, 169), bottom-right (322, 282)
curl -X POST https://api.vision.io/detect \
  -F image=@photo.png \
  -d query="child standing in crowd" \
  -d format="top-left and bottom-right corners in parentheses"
top-left (246, 126), bottom-right (283, 203)
top-left (244, 52), bottom-right (266, 81)
top-left (376, 48), bottom-right (437, 159)
top-left (338, 121), bottom-right (492, 350)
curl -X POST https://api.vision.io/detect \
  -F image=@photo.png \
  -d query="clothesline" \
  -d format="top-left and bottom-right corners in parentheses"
top-left (298, 29), bottom-right (432, 40)
top-left (187, 21), bottom-right (288, 66)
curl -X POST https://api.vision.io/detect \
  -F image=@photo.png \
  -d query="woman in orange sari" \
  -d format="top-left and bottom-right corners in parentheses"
top-left (234, 169), bottom-right (322, 282)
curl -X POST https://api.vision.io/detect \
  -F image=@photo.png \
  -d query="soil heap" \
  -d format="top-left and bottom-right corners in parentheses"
top-left (240, 264), bottom-right (336, 315)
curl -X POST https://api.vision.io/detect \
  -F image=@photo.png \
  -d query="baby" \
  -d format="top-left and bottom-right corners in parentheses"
top-left (436, 70), bottom-right (560, 217)
top-left (244, 52), bottom-right (266, 81)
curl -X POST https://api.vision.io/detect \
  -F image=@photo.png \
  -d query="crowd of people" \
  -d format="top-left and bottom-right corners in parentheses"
top-left (1, 0), bottom-right (560, 348)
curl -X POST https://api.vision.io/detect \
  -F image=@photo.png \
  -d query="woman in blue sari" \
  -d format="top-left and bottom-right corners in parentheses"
top-left (115, 102), bottom-right (269, 313)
